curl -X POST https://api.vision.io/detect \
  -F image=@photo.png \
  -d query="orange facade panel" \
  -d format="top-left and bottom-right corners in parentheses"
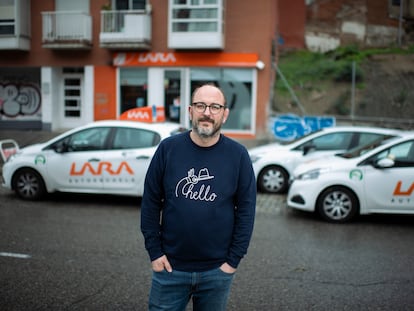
top-left (94, 66), bottom-right (117, 120)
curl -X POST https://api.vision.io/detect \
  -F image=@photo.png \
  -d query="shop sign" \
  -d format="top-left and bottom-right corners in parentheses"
top-left (113, 52), bottom-right (259, 67)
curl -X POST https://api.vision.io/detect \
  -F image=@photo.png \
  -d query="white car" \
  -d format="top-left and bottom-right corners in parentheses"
top-left (287, 133), bottom-right (414, 223)
top-left (1, 120), bottom-right (185, 200)
top-left (249, 126), bottom-right (405, 194)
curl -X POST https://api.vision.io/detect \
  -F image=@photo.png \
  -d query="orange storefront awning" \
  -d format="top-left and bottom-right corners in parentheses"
top-left (113, 52), bottom-right (259, 67)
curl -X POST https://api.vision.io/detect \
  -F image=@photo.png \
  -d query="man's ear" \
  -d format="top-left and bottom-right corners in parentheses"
top-left (188, 106), bottom-right (193, 120)
top-left (223, 108), bottom-right (229, 123)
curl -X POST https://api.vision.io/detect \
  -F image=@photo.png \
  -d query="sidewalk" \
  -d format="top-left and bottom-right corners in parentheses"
top-left (0, 130), bottom-right (61, 149)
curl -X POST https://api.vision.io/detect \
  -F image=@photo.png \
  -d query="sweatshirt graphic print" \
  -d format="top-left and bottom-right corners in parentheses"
top-left (175, 168), bottom-right (217, 202)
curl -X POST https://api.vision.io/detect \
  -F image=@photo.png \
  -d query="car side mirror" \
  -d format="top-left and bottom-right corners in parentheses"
top-left (303, 144), bottom-right (316, 155)
top-left (375, 157), bottom-right (395, 168)
top-left (52, 141), bottom-right (69, 153)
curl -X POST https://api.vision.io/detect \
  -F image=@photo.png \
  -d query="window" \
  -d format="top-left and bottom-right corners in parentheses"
top-left (119, 68), bottom-right (148, 114)
top-left (51, 127), bottom-right (111, 152)
top-left (0, 0), bottom-right (15, 35)
top-left (308, 133), bottom-right (353, 151)
top-left (357, 133), bottom-right (391, 148)
top-left (171, 0), bottom-right (221, 32)
top-left (190, 68), bottom-right (254, 132)
top-left (112, 127), bottom-right (160, 149)
top-left (375, 140), bottom-right (414, 167)
top-left (114, 0), bottom-right (146, 10)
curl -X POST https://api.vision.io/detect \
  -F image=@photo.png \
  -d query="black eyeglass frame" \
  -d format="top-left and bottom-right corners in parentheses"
top-left (191, 102), bottom-right (226, 114)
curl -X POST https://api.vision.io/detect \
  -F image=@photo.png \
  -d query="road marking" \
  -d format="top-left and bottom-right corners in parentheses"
top-left (0, 252), bottom-right (31, 259)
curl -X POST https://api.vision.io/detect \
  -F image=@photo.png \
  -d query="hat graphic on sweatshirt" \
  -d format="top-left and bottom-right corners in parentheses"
top-left (175, 167), bottom-right (216, 198)
top-left (197, 168), bottom-right (214, 181)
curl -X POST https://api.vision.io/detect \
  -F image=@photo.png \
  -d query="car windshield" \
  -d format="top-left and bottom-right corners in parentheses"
top-left (337, 135), bottom-right (398, 159)
top-left (277, 129), bottom-right (324, 145)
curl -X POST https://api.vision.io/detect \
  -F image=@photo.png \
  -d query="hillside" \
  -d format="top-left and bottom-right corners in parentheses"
top-left (273, 48), bottom-right (414, 130)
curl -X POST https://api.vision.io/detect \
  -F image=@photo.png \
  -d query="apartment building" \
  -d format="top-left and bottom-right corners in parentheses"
top-left (0, 0), bottom-right (279, 139)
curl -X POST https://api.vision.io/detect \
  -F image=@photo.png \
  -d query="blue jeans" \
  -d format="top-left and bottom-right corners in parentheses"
top-left (148, 267), bottom-right (235, 311)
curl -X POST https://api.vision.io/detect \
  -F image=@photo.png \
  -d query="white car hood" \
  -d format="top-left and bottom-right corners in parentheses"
top-left (18, 143), bottom-right (48, 155)
top-left (248, 142), bottom-right (286, 156)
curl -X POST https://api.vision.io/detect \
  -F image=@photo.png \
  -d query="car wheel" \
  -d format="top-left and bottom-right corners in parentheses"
top-left (12, 168), bottom-right (46, 201)
top-left (316, 186), bottom-right (359, 223)
top-left (257, 165), bottom-right (289, 194)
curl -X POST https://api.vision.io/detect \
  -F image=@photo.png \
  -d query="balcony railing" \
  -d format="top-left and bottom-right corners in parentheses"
top-left (100, 10), bottom-right (151, 49)
top-left (41, 11), bottom-right (92, 49)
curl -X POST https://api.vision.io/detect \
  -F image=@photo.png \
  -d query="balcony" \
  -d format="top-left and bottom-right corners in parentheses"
top-left (0, 0), bottom-right (30, 51)
top-left (168, 1), bottom-right (224, 49)
top-left (100, 10), bottom-right (151, 50)
top-left (41, 11), bottom-right (92, 49)
top-left (168, 30), bottom-right (224, 50)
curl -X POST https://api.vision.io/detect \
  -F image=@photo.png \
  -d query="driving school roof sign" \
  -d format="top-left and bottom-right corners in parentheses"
top-left (119, 106), bottom-right (166, 123)
top-left (113, 52), bottom-right (259, 67)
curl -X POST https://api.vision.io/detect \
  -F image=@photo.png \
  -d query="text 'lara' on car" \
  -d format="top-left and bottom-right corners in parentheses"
top-left (287, 133), bottom-right (414, 223)
top-left (248, 126), bottom-right (405, 194)
top-left (1, 116), bottom-right (186, 201)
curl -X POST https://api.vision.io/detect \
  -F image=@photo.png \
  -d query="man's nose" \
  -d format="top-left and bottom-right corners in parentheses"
top-left (203, 106), bottom-right (213, 115)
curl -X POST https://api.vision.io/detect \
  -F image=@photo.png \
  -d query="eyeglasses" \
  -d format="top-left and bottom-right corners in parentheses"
top-left (191, 102), bottom-right (226, 114)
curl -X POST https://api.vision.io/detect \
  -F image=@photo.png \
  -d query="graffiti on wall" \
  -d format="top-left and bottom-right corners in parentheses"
top-left (0, 83), bottom-right (41, 118)
top-left (270, 114), bottom-right (336, 141)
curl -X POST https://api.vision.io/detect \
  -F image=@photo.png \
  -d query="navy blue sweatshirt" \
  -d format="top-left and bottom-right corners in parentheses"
top-left (140, 131), bottom-right (256, 272)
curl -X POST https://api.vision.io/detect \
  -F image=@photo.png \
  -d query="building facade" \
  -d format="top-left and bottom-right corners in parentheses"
top-left (0, 0), bottom-right (278, 139)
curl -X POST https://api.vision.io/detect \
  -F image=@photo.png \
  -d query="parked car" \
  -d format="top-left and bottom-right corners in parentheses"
top-left (287, 133), bottom-right (414, 223)
top-left (1, 120), bottom-right (185, 200)
top-left (249, 126), bottom-right (405, 194)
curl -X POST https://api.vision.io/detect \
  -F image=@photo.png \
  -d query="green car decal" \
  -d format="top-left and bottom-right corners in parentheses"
top-left (349, 169), bottom-right (363, 181)
top-left (34, 155), bottom-right (46, 165)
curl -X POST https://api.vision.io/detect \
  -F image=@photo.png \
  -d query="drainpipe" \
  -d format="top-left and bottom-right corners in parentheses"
top-left (398, 0), bottom-right (404, 46)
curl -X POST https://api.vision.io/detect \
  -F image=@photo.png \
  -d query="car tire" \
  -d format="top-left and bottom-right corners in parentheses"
top-left (316, 186), bottom-right (359, 223)
top-left (12, 168), bottom-right (46, 201)
top-left (257, 165), bottom-right (289, 194)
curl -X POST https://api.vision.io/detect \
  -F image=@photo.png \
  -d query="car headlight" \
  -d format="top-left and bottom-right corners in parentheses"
top-left (296, 167), bottom-right (330, 181)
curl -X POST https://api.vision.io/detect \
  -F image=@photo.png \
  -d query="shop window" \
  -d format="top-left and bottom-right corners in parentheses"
top-left (190, 68), bottom-right (254, 132)
top-left (119, 68), bottom-right (148, 114)
top-left (165, 70), bottom-right (181, 122)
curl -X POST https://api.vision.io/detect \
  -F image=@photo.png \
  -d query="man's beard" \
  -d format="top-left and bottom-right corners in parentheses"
top-left (192, 117), bottom-right (221, 138)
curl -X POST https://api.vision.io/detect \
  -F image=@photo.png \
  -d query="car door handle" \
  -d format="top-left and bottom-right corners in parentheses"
top-left (136, 155), bottom-right (150, 160)
top-left (88, 158), bottom-right (101, 162)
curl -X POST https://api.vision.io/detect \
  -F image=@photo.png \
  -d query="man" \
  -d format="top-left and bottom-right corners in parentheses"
top-left (141, 83), bottom-right (256, 310)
